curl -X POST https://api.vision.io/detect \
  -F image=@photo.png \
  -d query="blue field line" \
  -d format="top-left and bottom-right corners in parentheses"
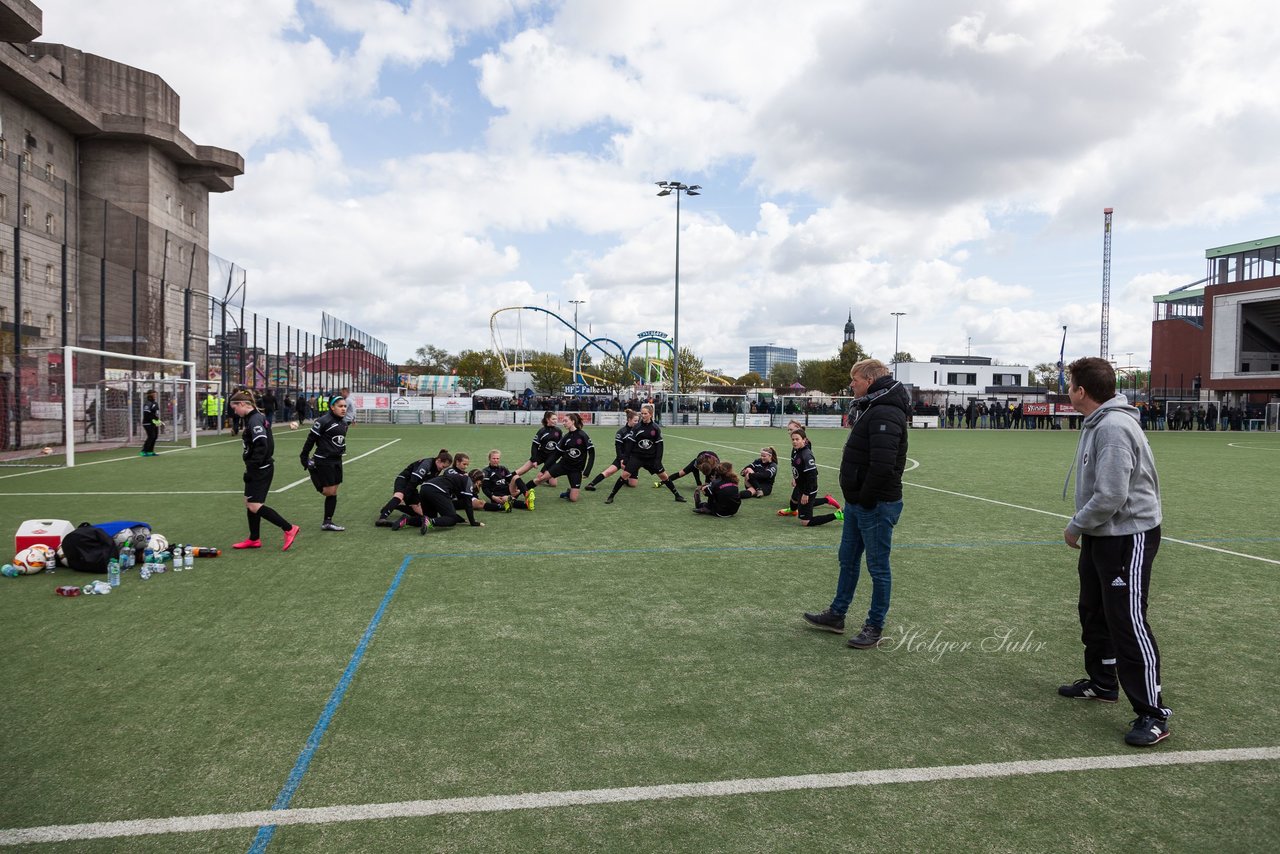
top-left (246, 554), bottom-right (414, 854)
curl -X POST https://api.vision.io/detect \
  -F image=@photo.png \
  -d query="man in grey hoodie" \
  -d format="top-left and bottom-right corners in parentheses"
top-left (1060, 357), bottom-right (1171, 747)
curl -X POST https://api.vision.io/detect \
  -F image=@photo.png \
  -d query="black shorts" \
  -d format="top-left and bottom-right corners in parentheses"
top-left (393, 474), bottom-right (411, 496)
top-left (547, 462), bottom-right (584, 489)
top-left (625, 456), bottom-right (664, 476)
top-left (244, 464), bottom-right (274, 503)
top-left (791, 485), bottom-right (817, 520)
top-left (309, 460), bottom-right (343, 491)
top-left (746, 475), bottom-right (773, 496)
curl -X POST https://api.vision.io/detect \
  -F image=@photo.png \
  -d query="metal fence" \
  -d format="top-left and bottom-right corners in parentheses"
top-left (0, 148), bottom-right (396, 451)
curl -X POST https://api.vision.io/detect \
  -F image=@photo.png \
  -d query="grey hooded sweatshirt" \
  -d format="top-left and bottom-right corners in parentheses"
top-left (1066, 394), bottom-right (1162, 537)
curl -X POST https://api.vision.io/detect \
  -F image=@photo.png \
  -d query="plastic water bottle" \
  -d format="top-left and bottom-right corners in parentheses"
top-left (184, 547), bottom-right (194, 569)
top-left (173, 545), bottom-right (184, 572)
top-left (144, 547), bottom-right (155, 568)
top-left (140, 563), bottom-right (152, 580)
top-left (1, 564), bottom-right (19, 578)
top-left (107, 557), bottom-right (120, 587)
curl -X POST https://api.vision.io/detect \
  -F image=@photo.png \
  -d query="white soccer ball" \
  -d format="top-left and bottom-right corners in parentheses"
top-left (40, 446), bottom-right (52, 456)
top-left (289, 420), bottom-right (300, 430)
top-left (13, 545), bottom-right (54, 575)
top-left (148, 533), bottom-right (169, 553)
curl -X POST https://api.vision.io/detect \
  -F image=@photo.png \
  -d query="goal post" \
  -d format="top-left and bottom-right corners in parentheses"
top-left (63, 346), bottom-right (198, 467)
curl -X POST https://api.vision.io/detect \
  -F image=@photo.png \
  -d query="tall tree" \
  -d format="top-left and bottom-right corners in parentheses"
top-left (892, 350), bottom-right (914, 364)
top-left (596, 354), bottom-right (633, 392)
top-left (529, 353), bottom-right (568, 395)
top-left (736, 371), bottom-right (764, 387)
top-left (405, 344), bottom-right (456, 374)
top-left (455, 349), bottom-right (505, 391)
top-left (1033, 362), bottom-right (1062, 392)
top-left (769, 361), bottom-right (800, 387)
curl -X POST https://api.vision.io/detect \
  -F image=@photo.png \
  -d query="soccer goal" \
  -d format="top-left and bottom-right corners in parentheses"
top-left (1160, 399), bottom-right (1221, 430)
top-left (63, 346), bottom-right (198, 467)
top-left (1267, 402), bottom-right (1279, 432)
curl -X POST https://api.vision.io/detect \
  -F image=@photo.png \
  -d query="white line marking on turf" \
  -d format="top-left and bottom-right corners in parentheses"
top-left (276, 439), bottom-right (401, 492)
top-left (0, 439), bottom-right (242, 481)
top-left (671, 435), bottom-right (1276, 566)
top-left (907, 482), bottom-right (1280, 566)
top-left (1226, 442), bottom-right (1280, 450)
top-left (2, 746), bottom-right (1274, 845)
top-left (3, 491), bottom-right (242, 496)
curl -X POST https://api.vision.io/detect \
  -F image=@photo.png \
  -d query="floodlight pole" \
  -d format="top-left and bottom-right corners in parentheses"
top-left (569, 299), bottom-right (585, 383)
top-left (891, 312), bottom-right (906, 379)
top-left (656, 180), bottom-right (701, 422)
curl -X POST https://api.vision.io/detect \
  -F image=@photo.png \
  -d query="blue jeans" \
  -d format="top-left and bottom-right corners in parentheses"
top-left (831, 500), bottom-right (903, 629)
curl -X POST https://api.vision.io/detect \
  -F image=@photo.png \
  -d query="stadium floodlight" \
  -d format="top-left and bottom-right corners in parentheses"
top-left (655, 180), bottom-right (703, 421)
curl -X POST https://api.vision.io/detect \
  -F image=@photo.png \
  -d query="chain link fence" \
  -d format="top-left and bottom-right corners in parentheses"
top-left (1, 148), bottom-right (397, 452)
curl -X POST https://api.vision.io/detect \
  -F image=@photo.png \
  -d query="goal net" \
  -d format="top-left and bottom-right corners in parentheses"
top-left (63, 346), bottom-right (198, 466)
top-left (1267, 402), bottom-right (1279, 432)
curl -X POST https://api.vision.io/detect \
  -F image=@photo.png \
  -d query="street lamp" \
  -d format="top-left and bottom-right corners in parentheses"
top-left (569, 299), bottom-right (585, 383)
top-left (891, 312), bottom-right (906, 379)
top-left (656, 180), bottom-right (701, 421)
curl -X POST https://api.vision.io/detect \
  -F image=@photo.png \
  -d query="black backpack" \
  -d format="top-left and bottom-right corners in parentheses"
top-left (61, 523), bottom-right (117, 574)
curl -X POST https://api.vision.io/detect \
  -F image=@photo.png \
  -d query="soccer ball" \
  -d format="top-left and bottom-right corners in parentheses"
top-left (148, 533), bottom-right (169, 553)
top-left (40, 446), bottom-right (52, 456)
top-left (289, 420), bottom-right (300, 430)
top-left (14, 545), bottom-right (54, 575)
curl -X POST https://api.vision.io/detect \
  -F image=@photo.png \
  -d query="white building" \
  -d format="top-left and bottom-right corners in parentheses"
top-left (893, 355), bottom-right (1033, 400)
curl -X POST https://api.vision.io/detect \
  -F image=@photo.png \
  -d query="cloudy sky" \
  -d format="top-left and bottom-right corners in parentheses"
top-left (37, 0), bottom-right (1280, 376)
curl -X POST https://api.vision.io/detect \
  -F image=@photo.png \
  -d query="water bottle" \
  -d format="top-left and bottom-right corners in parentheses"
top-left (1, 564), bottom-right (19, 578)
top-left (173, 545), bottom-right (184, 572)
top-left (139, 563), bottom-right (152, 580)
top-left (107, 557), bottom-right (120, 587)
top-left (184, 547), bottom-right (194, 568)
top-left (144, 547), bottom-right (155, 568)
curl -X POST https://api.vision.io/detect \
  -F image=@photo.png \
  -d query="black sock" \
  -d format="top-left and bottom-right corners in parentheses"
top-left (379, 498), bottom-right (401, 518)
top-left (669, 471), bottom-right (684, 482)
top-left (259, 505), bottom-right (290, 531)
top-left (483, 501), bottom-right (503, 512)
top-left (402, 513), bottom-right (423, 526)
top-left (664, 479), bottom-right (680, 495)
top-left (247, 509), bottom-right (262, 540)
top-left (513, 477), bottom-right (527, 496)
top-left (808, 513), bottom-right (837, 526)
top-left (586, 473), bottom-right (604, 487)
top-left (324, 495), bottom-right (337, 520)
top-left (608, 478), bottom-right (626, 498)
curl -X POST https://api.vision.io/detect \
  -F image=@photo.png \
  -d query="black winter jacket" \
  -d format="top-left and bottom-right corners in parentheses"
top-left (838, 376), bottom-right (910, 508)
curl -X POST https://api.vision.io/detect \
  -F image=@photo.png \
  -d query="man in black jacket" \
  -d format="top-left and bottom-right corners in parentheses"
top-left (803, 359), bottom-right (910, 649)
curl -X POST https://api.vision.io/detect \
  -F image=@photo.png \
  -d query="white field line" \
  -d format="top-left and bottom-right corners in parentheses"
top-left (275, 439), bottom-right (401, 492)
top-left (2, 746), bottom-right (1275, 846)
top-left (1226, 442), bottom-right (1280, 450)
top-left (666, 433), bottom-right (1279, 566)
top-left (906, 482), bottom-right (1280, 566)
top-left (0, 439), bottom-right (242, 481)
top-left (2, 491), bottom-right (241, 496)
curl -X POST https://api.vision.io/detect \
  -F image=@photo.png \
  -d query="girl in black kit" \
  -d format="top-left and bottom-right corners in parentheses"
top-left (782, 427), bottom-right (841, 527)
top-left (664, 449), bottom-right (719, 489)
top-left (584, 408), bottom-right (638, 492)
top-left (605, 405), bottom-right (685, 504)
top-left (391, 453), bottom-right (485, 533)
top-left (533, 413), bottom-right (596, 502)
top-left (376, 449), bottom-right (451, 526)
top-left (480, 449), bottom-right (530, 511)
top-left (300, 396), bottom-right (350, 531)
top-left (228, 390), bottom-right (300, 551)
top-left (140, 390), bottom-right (161, 456)
top-left (740, 447), bottom-right (778, 498)
top-left (693, 460), bottom-right (743, 518)
top-left (511, 410), bottom-right (560, 502)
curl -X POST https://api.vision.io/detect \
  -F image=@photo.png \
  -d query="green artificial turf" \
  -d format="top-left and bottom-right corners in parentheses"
top-left (1, 424), bottom-right (1276, 851)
